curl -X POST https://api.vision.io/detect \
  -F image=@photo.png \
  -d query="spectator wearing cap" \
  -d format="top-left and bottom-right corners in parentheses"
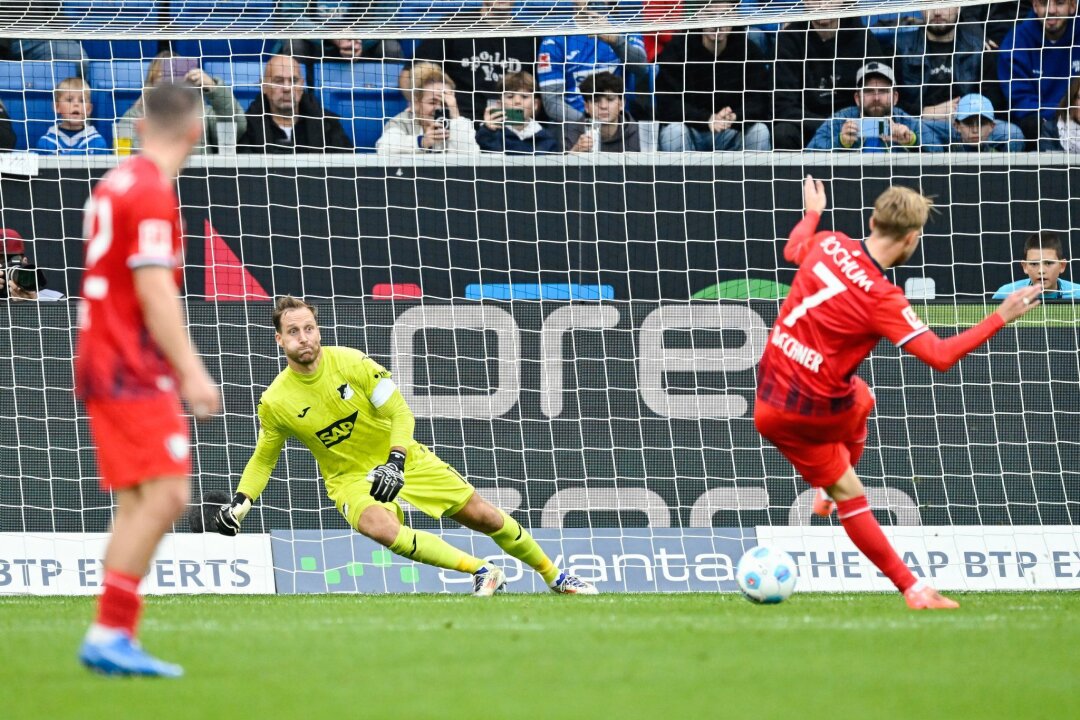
top-left (807, 62), bottom-right (930, 152)
top-left (0, 229), bottom-right (63, 301)
top-left (925, 93), bottom-right (1025, 151)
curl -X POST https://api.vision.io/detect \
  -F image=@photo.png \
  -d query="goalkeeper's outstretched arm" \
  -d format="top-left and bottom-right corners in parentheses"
top-left (216, 400), bottom-right (287, 535)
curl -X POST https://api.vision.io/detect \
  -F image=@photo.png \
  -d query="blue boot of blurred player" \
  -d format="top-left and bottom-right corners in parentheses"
top-left (79, 626), bottom-right (184, 678)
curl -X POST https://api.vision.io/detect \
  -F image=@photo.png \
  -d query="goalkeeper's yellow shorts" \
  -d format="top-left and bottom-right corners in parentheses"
top-left (330, 443), bottom-right (475, 530)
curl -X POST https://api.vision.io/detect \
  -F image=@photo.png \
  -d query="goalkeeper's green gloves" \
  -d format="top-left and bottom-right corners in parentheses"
top-left (367, 450), bottom-right (406, 503)
top-left (214, 493), bottom-right (252, 536)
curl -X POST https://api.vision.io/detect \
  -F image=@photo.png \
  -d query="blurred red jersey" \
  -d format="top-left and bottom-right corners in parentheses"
top-left (756, 212), bottom-right (929, 416)
top-left (75, 155), bottom-right (184, 400)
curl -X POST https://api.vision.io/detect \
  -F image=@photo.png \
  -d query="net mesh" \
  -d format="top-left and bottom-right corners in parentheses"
top-left (2, 0), bottom-right (1001, 38)
top-left (1, 0), bottom-right (1077, 595)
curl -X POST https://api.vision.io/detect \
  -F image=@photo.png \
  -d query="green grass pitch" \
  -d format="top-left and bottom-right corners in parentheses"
top-left (3, 592), bottom-right (1076, 720)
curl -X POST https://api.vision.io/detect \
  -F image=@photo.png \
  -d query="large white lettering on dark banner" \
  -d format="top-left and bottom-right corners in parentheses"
top-left (2, 301), bottom-right (1077, 531)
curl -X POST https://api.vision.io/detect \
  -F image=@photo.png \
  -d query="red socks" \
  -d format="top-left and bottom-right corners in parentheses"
top-left (836, 496), bottom-right (917, 593)
top-left (96, 569), bottom-right (143, 636)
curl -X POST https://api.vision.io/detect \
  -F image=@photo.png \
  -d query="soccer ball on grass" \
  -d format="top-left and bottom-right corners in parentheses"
top-left (735, 545), bottom-right (798, 604)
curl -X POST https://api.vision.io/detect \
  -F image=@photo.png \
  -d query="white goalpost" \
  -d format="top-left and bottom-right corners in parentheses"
top-left (0, 0), bottom-right (1077, 596)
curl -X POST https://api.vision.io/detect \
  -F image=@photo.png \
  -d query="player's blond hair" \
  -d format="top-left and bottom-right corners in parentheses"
top-left (871, 186), bottom-right (934, 240)
top-left (407, 62), bottom-right (454, 106)
top-left (273, 295), bottom-right (319, 332)
top-left (54, 77), bottom-right (90, 103)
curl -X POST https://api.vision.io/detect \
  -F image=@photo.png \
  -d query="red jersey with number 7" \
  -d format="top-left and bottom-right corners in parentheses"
top-left (756, 212), bottom-right (930, 416)
top-left (75, 155), bottom-right (185, 401)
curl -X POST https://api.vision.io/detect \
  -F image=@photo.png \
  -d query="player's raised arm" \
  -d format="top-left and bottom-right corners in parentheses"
top-left (900, 285), bottom-right (1043, 372)
top-left (784, 175), bottom-right (828, 265)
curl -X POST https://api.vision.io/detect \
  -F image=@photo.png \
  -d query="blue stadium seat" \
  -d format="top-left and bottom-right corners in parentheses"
top-left (0, 61), bottom-right (82, 150)
top-left (87, 60), bottom-right (150, 149)
top-left (66, 0), bottom-right (160, 59)
top-left (168, 0), bottom-right (275, 60)
top-left (171, 39), bottom-right (274, 63)
top-left (396, 0), bottom-right (482, 25)
top-left (203, 60), bottom-right (266, 113)
top-left (863, 12), bottom-right (923, 51)
top-left (315, 62), bottom-right (407, 153)
top-left (81, 40), bottom-right (160, 61)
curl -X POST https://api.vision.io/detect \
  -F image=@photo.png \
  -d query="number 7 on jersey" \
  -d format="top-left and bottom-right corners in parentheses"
top-left (782, 262), bottom-right (847, 328)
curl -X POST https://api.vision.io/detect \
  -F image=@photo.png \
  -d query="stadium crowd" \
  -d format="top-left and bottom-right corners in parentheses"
top-left (2, 0), bottom-right (1079, 154)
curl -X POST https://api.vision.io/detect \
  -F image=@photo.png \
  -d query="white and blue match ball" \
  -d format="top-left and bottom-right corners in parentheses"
top-left (735, 545), bottom-right (798, 604)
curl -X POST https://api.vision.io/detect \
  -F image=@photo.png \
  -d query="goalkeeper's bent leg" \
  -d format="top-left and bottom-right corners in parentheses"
top-left (487, 509), bottom-right (560, 585)
top-left (389, 525), bottom-right (486, 574)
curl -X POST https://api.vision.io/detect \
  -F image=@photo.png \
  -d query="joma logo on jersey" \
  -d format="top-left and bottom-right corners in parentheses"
top-left (317, 410), bottom-right (359, 448)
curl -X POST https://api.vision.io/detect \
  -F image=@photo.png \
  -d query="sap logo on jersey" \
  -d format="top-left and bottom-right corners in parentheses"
top-left (317, 410), bottom-right (359, 448)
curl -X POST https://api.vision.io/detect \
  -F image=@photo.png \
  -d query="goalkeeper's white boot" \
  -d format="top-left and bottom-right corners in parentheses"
top-left (79, 626), bottom-right (183, 678)
top-left (550, 572), bottom-right (599, 595)
top-left (472, 564), bottom-right (507, 597)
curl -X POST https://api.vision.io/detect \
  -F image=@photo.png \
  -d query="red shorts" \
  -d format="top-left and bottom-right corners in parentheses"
top-left (86, 393), bottom-right (190, 490)
top-left (754, 378), bottom-right (876, 488)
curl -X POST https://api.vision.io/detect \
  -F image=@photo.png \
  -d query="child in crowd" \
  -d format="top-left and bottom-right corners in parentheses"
top-left (476, 72), bottom-right (560, 154)
top-left (35, 77), bottom-right (109, 155)
top-left (564, 72), bottom-right (640, 153)
top-left (993, 231), bottom-right (1079, 300)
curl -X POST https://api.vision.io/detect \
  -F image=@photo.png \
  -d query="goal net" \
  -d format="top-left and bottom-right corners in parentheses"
top-left (0, 0), bottom-right (1077, 596)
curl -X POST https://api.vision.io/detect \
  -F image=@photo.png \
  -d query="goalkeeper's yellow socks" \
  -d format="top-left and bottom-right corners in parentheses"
top-left (389, 525), bottom-right (485, 574)
top-left (488, 510), bottom-right (560, 585)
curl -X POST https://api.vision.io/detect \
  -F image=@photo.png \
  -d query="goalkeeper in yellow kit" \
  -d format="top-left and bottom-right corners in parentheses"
top-left (211, 295), bottom-right (596, 595)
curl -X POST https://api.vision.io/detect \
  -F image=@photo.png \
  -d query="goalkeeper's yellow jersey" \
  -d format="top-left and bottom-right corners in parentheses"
top-left (236, 346), bottom-right (419, 502)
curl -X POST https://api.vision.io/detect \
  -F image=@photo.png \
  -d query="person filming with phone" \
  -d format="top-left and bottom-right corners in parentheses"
top-left (0, 228), bottom-right (64, 301)
top-left (377, 63), bottom-right (480, 155)
top-left (807, 62), bottom-right (930, 152)
top-left (476, 71), bottom-right (560, 154)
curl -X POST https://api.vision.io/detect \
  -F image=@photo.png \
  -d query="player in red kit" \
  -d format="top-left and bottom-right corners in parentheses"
top-left (755, 176), bottom-right (1041, 610)
top-left (76, 84), bottom-right (220, 676)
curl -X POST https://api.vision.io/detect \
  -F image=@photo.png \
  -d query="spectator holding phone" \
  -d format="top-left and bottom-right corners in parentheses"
top-left (0, 228), bottom-right (64, 301)
top-left (564, 72), bottom-right (641, 153)
top-left (476, 72), bottom-right (560, 154)
top-left (115, 52), bottom-right (247, 155)
top-left (377, 63), bottom-right (480, 155)
top-left (807, 62), bottom-right (930, 152)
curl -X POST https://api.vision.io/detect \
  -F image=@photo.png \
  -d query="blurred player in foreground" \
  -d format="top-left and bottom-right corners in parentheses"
top-left (208, 295), bottom-right (597, 596)
top-left (756, 176), bottom-right (1041, 609)
top-left (76, 83), bottom-right (220, 676)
